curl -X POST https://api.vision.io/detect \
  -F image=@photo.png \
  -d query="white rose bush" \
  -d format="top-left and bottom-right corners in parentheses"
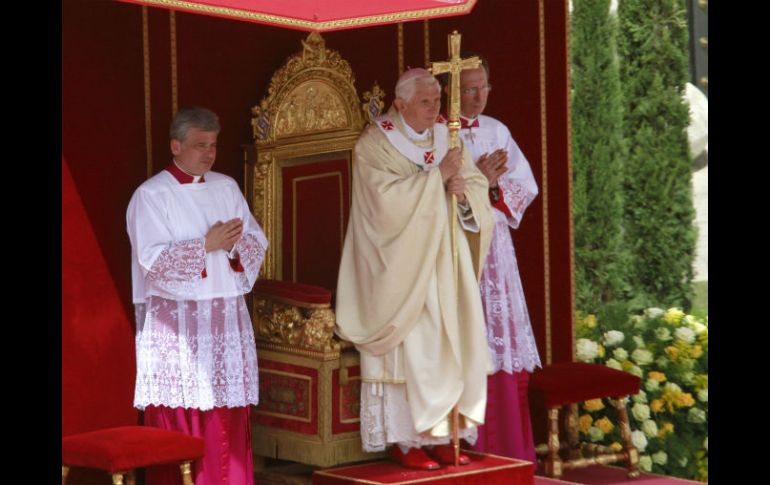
top-left (575, 307), bottom-right (708, 481)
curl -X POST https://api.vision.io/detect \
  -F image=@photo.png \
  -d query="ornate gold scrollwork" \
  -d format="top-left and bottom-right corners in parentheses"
top-left (246, 32), bottom-right (366, 281)
top-left (251, 32), bottom-right (364, 144)
top-left (253, 297), bottom-right (338, 353)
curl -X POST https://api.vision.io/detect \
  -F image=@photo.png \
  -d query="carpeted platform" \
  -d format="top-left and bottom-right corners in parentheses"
top-left (313, 451), bottom-right (534, 484)
top-left (534, 465), bottom-right (706, 484)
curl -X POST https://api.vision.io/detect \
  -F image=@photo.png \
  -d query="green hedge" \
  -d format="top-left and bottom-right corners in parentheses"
top-left (617, 0), bottom-right (697, 310)
top-left (571, 0), bottom-right (630, 312)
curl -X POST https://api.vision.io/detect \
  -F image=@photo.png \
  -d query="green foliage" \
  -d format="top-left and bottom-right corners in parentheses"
top-left (617, 0), bottom-right (696, 309)
top-left (575, 307), bottom-right (708, 481)
top-left (571, 0), bottom-right (630, 312)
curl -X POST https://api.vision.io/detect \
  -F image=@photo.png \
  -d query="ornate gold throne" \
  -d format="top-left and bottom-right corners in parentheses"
top-left (243, 32), bottom-right (385, 468)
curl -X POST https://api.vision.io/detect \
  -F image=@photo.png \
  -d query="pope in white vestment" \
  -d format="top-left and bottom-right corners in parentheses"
top-left (335, 69), bottom-right (495, 469)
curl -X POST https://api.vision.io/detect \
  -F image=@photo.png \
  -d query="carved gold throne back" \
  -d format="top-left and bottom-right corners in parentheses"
top-left (243, 32), bottom-right (385, 468)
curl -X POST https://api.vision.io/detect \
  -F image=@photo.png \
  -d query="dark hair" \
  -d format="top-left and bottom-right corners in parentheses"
top-left (169, 106), bottom-right (220, 142)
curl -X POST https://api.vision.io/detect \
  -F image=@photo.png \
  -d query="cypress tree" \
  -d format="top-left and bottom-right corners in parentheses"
top-left (618, 0), bottom-right (696, 309)
top-left (571, 0), bottom-right (629, 312)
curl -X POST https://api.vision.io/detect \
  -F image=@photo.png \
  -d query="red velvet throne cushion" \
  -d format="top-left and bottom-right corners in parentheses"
top-left (62, 426), bottom-right (205, 473)
top-left (252, 279), bottom-right (332, 306)
top-left (529, 362), bottom-right (641, 407)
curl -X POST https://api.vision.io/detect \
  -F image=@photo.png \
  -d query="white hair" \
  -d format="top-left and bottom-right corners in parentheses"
top-left (395, 68), bottom-right (440, 103)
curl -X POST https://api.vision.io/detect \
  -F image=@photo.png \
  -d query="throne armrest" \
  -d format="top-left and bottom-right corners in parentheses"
top-left (251, 279), bottom-right (352, 353)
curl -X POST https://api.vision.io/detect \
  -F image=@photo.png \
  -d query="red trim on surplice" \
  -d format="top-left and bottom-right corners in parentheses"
top-left (490, 187), bottom-right (514, 220)
top-left (229, 255), bottom-right (244, 272)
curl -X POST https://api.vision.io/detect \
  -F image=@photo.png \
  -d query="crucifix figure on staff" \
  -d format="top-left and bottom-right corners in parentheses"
top-left (335, 31), bottom-right (496, 470)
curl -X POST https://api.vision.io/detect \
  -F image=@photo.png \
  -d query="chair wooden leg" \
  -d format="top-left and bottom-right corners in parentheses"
top-left (126, 470), bottom-right (136, 485)
top-left (180, 461), bottom-right (194, 485)
top-left (613, 396), bottom-right (640, 478)
top-left (545, 407), bottom-right (563, 479)
top-left (565, 403), bottom-right (581, 460)
top-left (62, 465), bottom-right (69, 485)
top-left (112, 473), bottom-right (125, 485)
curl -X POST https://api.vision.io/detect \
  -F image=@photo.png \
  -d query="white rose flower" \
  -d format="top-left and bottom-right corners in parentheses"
top-left (655, 356), bottom-right (670, 368)
top-left (664, 308), bottom-right (685, 325)
top-left (629, 365), bottom-right (643, 378)
top-left (663, 382), bottom-right (682, 393)
top-left (639, 455), bottom-right (653, 472)
top-left (631, 430), bottom-right (648, 452)
top-left (632, 390), bottom-right (648, 404)
top-left (576, 338), bottom-right (599, 362)
top-left (654, 327), bottom-right (672, 342)
top-left (631, 403), bottom-right (650, 422)
top-left (678, 456), bottom-right (688, 467)
top-left (633, 336), bottom-right (646, 348)
top-left (687, 407), bottom-right (707, 424)
top-left (674, 327), bottom-right (696, 344)
top-left (604, 330), bottom-right (625, 346)
top-left (641, 419), bottom-right (658, 438)
top-left (681, 371), bottom-right (695, 385)
top-left (645, 378), bottom-right (660, 392)
top-left (613, 348), bottom-right (629, 361)
top-left (605, 358), bottom-right (622, 370)
top-left (698, 389), bottom-right (708, 402)
top-left (631, 348), bottom-right (653, 366)
top-left (587, 426), bottom-right (605, 442)
top-left (690, 321), bottom-right (708, 335)
top-left (652, 451), bottom-right (668, 466)
top-left (633, 317), bottom-right (648, 331)
top-left (645, 307), bottom-right (665, 318)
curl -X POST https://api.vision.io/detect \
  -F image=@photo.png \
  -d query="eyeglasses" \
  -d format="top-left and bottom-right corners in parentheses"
top-left (461, 85), bottom-right (492, 96)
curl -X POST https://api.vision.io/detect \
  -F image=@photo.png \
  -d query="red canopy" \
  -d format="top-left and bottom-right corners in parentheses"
top-left (117, 0), bottom-right (478, 32)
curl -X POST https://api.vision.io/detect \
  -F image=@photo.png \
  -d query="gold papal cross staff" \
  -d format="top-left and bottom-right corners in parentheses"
top-left (428, 30), bottom-right (480, 468)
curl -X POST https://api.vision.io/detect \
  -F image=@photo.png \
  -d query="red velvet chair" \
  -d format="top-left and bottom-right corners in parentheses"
top-left (62, 426), bottom-right (205, 485)
top-left (529, 362), bottom-right (642, 479)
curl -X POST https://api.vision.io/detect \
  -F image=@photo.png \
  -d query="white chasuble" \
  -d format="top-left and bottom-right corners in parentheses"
top-left (459, 114), bottom-right (541, 374)
top-left (335, 108), bottom-right (495, 450)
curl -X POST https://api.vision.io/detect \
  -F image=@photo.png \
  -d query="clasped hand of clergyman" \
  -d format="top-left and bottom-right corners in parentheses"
top-left (204, 218), bottom-right (243, 253)
top-left (477, 148), bottom-right (508, 188)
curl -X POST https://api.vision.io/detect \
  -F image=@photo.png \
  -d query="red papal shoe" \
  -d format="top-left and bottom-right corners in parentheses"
top-left (389, 446), bottom-right (441, 470)
top-left (425, 444), bottom-right (471, 466)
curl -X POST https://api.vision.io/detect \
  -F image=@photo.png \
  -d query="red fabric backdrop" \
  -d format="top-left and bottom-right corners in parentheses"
top-left (62, 155), bottom-right (137, 435)
top-left (62, 156), bottom-right (138, 484)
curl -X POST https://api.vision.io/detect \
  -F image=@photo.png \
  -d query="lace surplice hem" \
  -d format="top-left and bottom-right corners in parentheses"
top-left (480, 220), bottom-right (542, 374)
top-left (359, 383), bottom-right (478, 453)
top-left (133, 295), bottom-right (259, 410)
